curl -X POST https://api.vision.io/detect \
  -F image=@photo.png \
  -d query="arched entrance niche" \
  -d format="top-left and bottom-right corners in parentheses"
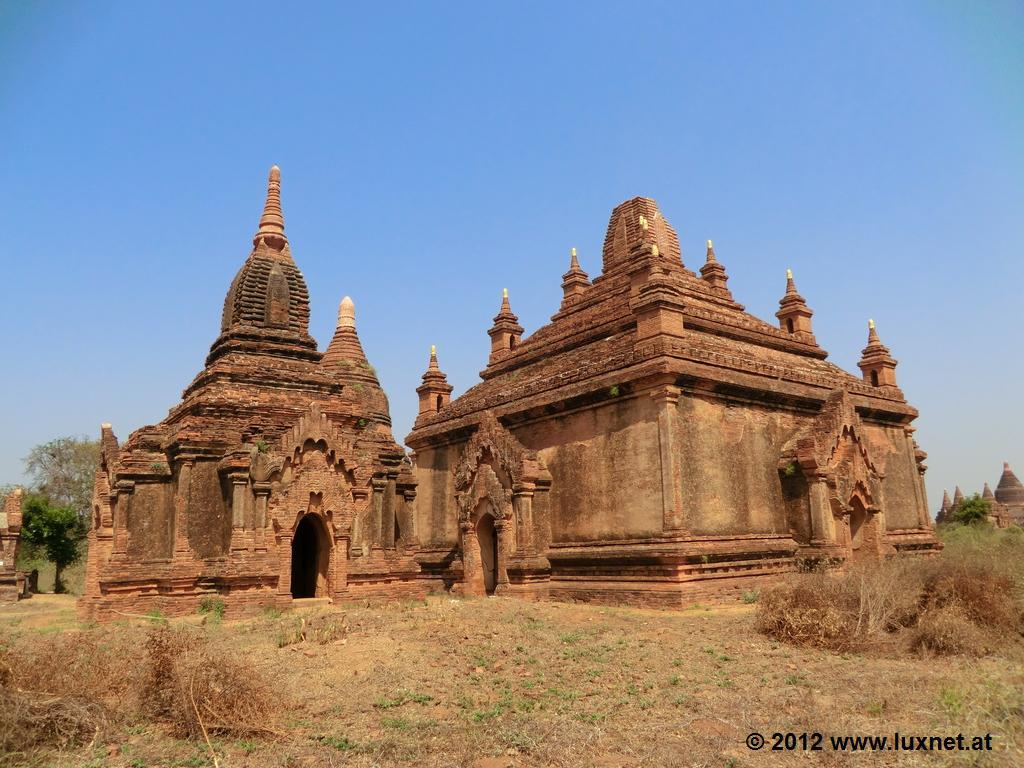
top-left (291, 513), bottom-right (330, 598)
top-left (476, 509), bottom-right (499, 595)
top-left (848, 496), bottom-right (867, 552)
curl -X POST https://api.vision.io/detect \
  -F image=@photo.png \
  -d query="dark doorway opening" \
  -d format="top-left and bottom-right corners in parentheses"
top-left (291, 515), bottom-right (324, 598)
top-left (849, 497), bottom-right (867, 553)
top-left (477, 513), bottom-right (498, 595)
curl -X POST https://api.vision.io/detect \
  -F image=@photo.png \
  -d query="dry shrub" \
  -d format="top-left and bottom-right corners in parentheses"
top-left (274, 610), bottom-right (346, 647)
top-left (755, 561), bottom-right (918, 651)
top-left (758, 526), bottom-right (1024, 656)
top-left (141, 625), bottom-right (279, 738)
top-left (2, 631), bottom-right (133, 700)
top-left (910, 603), bottom-right (994, 656)
top-left (0, 688), bottom-right (110, 753)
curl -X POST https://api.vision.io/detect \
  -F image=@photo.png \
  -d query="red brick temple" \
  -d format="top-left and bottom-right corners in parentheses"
top-left (406, 198), bottom-right (939, 605)
top-left (81, 168), bottom-right (420, 619)
top-left (82, 173), bottom-right (940, 618)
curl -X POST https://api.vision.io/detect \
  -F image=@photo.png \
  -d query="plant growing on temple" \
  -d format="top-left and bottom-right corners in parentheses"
top-left (952, 493), bottom-right (991, 527)
top-left (23, 435), bottom-right (101, 525)
top-left (19, 495), bottom-right (84, 593)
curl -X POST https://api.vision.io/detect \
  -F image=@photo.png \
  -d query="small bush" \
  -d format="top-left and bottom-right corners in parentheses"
top-left (910, 604), bottom-right (993, 656)
top-left (197, 596), bottom-right (226, 622)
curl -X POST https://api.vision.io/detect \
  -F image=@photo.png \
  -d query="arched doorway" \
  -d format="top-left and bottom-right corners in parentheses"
top-left (476, 513), bottom-right (498, 595)
top-left (291, 514), bottom-right (329, 598)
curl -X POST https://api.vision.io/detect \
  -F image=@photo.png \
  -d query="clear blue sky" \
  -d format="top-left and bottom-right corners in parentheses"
top-left (1, 1), bottom-right (1021, 512)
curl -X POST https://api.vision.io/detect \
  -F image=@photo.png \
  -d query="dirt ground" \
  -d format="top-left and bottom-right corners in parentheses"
top-left (1, 593), bottom-right (1021, 768)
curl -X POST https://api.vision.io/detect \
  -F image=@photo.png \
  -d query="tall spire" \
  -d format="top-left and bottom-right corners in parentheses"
top-left (982, 482), bottom-right (995, 500)
top-left (858, 318), bottom-right (898, 388)
top-left (700, 239), bottom-right (730, 294)
top-left (253, 165), bottom-right (288, 251)
top-left (560, 247), bottom-right (591, 309)
top-left (775, 269), bottom-right (814, 340)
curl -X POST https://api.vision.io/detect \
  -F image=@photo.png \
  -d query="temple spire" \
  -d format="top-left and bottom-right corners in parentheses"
top-left (776, 269), bottom-right (814, 340)
top-left (488, 288), bottom-right (524, 364)
top-left (253, 165), bottom-right (288, 250)
top-left (560, 247), bottom-right (591, 309)
top-left (417, 345), bottom-right (453, 417)
top-left (322, 295), bottom-right (369, 367)
top-left (858, 318), bottom-right (898, 388)
top-left (700, 239), bottom-right (730, 294)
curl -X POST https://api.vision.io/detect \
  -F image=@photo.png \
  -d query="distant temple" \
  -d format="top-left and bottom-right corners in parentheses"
top-left (82, 170), bottom-right (940, 618)
top-left (936, 463), bottom-right (1024, 528)
top-left (407, 197), bottom-right (939, 604)
top-left (0, 488), bottom-right (25, 601)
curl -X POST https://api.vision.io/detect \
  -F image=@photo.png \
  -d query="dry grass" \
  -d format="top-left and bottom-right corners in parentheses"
top-left (757, 526), bottom-right (1024, 656)
top-left (1, 593), bottom-right (1021, 767)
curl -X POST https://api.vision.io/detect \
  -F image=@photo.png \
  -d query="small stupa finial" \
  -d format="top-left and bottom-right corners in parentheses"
top-left (868, 318), bottom-right (875, 330)
top-left (705, 240), bottom-right (717, 263)
top-left (337, 296), bottom-right (356, 329)
top-left (503, 287), bottom-right (508, 299)
top-left (786, 268), bottom-right (793, 280)
top-left (430, 344), bottom-right (436, 357)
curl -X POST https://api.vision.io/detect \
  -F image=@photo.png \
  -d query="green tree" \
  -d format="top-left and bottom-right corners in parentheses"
top-left (952, 493), bottom-right (991, 526)
top-left (23, 435), bottom-right (100, 524)
top-left (20, 495), bottom-right (83, 593)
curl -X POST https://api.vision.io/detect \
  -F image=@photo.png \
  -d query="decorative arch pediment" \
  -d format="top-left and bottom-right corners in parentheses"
top-left (453, 411), bottom-right (542, 492)
top-left (780, 389), bottom-right (883, 512)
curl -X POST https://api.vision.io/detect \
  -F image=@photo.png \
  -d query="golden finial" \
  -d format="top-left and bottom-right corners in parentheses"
top-left (570, 247), bottom-right (577, 258)
top-left (786, 268), bottom-right (793, 280)
top-left (101, 422), bottom-right (112, 429)
top-left (502, 287), bottom-right (508, 299)
top-left (707, 239), bottom-right (713, 249)
top-left (868, 318), bottom-right (875, 330)
top-left (430, 344), bottom-right (436, 356)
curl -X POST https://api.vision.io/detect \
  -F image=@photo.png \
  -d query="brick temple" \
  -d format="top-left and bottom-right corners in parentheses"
top-left (407, 198), bottom-right (940, 604)
top-left (81, 168), bottom-right (419, 619)
top-left (82, 170), bottom-right (940, 618)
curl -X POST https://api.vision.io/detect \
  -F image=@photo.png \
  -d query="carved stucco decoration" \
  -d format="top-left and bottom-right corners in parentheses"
top-left (780, 388), bottom-right (884, 512)
top-left (265, 403), bottom-right (362, 536)
top-left (456, 463), bottom-right (513, 527)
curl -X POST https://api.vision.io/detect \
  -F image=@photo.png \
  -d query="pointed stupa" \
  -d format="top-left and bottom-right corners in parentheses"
top-left (953, 485), bottom-right (965, 507)
top-left (699, 239), bottom-right (730, 293)
top-left (995, 462), bottom-right (1024, 505)
top-left (982, 482), bottom-right (995, 500)
top-left (416, 345), bottom-right (454, 417)
top-left (775, 269), bottom-right (814, 338)
top-left (560, 247), bottom-right (591, 308)
top-left (941, 489), bottom-right (952, 510)
top-left (322, 296), bottom-right (369, 367)
top-left (207, 165), bottom-right (316, 366)
top-left (858, 319), bottom-right (898, 387)
top-left (600, 197), bottom-right (683, 274)
top-left (488, 288), bottom-right (524, 364)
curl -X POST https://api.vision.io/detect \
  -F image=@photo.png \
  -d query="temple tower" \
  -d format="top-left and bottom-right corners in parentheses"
top-left (416, 346), bottom-right (453, 418)
top-left (858, 319), bottom-right (898, 388)
top-left (776, 269), bottom-right (815, 342)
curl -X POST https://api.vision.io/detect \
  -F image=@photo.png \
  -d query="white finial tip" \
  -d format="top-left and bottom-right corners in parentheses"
top-left (707, 239), bottom-right (713, 249)
top-left (786, 268), bottom-right (793, 280)
top-left (338, 296), bottom-right (356, 328)
top-left (502, 287), bottom-right (508, 299)
top-left (868, 318), bottom-right (875, 329)
top-left (101, 422), bottom-right (112, 429)
top-left (430, 344), bottom-right (437, 356)
top-left (269, 165), bottom-right (281, 180)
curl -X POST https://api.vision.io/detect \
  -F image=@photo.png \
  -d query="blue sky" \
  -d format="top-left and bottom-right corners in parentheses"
top-left (1, 1), bottom-right (1021, 511)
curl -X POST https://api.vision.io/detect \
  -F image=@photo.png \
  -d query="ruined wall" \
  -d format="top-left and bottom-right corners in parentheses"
top-left (187, 461), bottom-right (231, 558)
top-left (865, 423), bottom-right (924, 530)
top-left (413, 442), bottom-right (462, 549)
top-left (676, 395), bottom-right (800, 536)
top-left (126, 482), bottom-right (174, 560)
top-left (518, 397), bottom-right (662, 543)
